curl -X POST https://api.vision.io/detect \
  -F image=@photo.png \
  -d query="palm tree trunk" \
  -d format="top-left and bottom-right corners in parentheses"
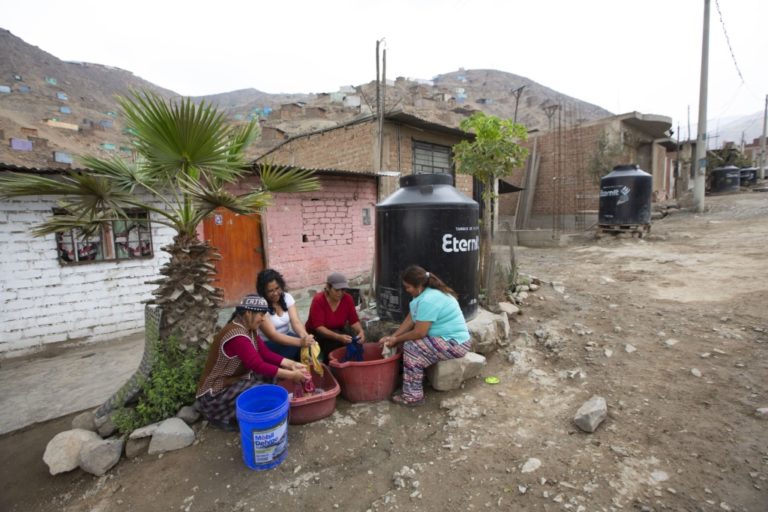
top-left (95, 304), bottom-right (161, 418)
top-left (148, 234), bottom-right (224, 350)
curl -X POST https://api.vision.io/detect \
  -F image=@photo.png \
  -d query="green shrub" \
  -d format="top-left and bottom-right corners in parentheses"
top-left (113, 335), bottom-right (205, 434)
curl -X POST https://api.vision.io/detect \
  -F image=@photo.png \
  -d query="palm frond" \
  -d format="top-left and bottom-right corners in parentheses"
top-left (258, 163), bottom-right (321, 194)
top-left (30, 212), bottom-right (110, 238)
top-left (0, 170), bottom-right (140, 215)
top-left (224, 121), bottom-right (259, 173)
top-left (79, 155), bottom-right (153, 192)
top-left (177, 174), bottom-right (256, 217)
top-left (238, 191), bottom-right (273, 211)
top-left (118, 90), bottom-right (244, 184)
top-left (60, 172), bottom-right (142, 216)
top-left (0, 171), bottom-right (90, 198)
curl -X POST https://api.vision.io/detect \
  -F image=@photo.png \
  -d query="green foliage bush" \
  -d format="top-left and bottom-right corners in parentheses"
top-left (113, 336), bottom-right (204, 434)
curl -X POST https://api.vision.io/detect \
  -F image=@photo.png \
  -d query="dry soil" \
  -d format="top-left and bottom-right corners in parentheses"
top-left (1, 192), bottom-right (766, 512)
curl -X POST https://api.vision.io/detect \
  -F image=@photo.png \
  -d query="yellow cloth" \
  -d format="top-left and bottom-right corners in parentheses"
top-left (300, 343), bottom-right (324, 376)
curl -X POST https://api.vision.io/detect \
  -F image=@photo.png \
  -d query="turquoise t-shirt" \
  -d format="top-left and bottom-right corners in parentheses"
top-left (409, 287), bottom-right (470, 343)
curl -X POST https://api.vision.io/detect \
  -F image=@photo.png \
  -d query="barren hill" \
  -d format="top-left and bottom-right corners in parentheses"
top-left (1, 28), bottom-right (614, 169)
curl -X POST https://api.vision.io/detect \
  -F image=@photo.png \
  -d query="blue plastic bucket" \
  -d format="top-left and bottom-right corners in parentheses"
top-left (235, 384), bottom-right (290, 471)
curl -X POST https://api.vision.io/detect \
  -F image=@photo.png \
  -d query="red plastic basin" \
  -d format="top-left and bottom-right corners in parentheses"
top-left (328, 343), bottom-right (402, 402)
top-left (276, 363), bottom-right (340, 425)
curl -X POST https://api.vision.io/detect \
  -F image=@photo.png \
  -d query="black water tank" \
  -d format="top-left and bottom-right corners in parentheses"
top-left (598, 164), bottom-right (652, 226)
top-left (710, 165), bottom-right (741, 193)
top-left (376, 173), bottom-right (479, 323)
top-left (739, 167), bottom-right (757, 186)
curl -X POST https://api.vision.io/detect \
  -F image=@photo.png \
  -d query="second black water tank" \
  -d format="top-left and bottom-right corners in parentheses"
top-left (739, 167), bottom-right (757, 186)
top-left (710, 165), bottom-right (741, 194)
top-left (375, 173), bottom-right (479, 323)
top-left (598, 164), bottom-right (652, 226)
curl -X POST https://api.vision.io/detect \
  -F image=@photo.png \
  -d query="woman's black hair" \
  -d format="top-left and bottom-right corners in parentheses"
top-left (256, 268), bottom-right (288, 314)
top-left (402, 265), bottom-right (457, 298)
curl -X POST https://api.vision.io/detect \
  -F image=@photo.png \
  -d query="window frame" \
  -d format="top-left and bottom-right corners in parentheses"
top-left (412, 140), bottom-right (454, 176)
top-left (54, 208), bottom-right (154, 265)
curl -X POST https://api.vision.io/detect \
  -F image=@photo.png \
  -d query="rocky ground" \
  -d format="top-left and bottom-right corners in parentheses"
top-left (1, 192), bottom-right (766, 512)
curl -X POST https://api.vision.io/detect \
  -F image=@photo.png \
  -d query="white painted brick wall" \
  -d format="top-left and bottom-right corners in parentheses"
top-left (0, 195), bottom-right (174, 357)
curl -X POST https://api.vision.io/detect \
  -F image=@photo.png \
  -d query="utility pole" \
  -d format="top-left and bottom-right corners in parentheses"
top-left (380, 46), bottom-right (386, 175)
top-left (760, 94), bottom-right (767, 180)
top-left (375, 39), bottom-right (386, 173)
top-left (693, 0), bottom-right (710, 213)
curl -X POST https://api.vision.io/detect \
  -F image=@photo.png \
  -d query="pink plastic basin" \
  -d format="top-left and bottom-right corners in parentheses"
top-left (328, 343), bottom-right (402, 402)
top-left (276, 363), bottom-right (340, 425)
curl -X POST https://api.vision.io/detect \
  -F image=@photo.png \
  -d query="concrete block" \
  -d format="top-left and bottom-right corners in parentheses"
top-left (426, 352), bottom-right (486, 391)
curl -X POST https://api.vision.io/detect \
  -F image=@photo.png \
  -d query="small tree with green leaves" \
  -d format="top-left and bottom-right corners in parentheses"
top-left (453, 112), bottom-right (529, 302)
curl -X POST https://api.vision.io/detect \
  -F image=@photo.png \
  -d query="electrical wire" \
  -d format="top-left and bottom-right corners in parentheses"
top-left (714, 0), bottom-right (745, 83)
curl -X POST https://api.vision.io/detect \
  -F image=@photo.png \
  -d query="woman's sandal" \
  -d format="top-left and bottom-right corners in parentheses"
top-left (391, 393), bottom-right (425, 407)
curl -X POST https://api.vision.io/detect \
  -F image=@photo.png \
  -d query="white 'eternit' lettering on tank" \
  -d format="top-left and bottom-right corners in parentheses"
top-left (442, 234), bottom-right (480, 253)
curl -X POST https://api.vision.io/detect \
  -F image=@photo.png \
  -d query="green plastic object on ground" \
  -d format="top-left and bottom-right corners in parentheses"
top-left (484, 376), bottom-right (500, 384)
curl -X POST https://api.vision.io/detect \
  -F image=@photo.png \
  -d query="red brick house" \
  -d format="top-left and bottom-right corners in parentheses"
top-left (201, 112), bottom-right (476, 298)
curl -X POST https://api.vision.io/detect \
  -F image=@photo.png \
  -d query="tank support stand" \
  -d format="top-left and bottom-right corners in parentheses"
top-left (596, 224), bottom-right (651, 239)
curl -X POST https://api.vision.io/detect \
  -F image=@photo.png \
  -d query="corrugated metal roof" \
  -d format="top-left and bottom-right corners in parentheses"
top-left (0, 163), bottom-right (86, 174)
top-left (250, 162), bottom-right (378, 178)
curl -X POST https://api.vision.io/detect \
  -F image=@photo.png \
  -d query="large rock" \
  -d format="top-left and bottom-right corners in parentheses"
top-left (176, 405), bottom-right (200, 425)
top-left (95, 414), bottom-right (117, 438)
top-left (573, 395), bottom-right (608, 433)
top-left (129, 421), bottom-right (162, 440)
top-left (147, 418), bottom-right (195, 455)
top-left (498, 302), bottom-right (521, 318)
top-left (71, 410), bottom-right (97, 431)
top-left (426, 352), bottom-right (486, 391)
top-left (43, 429), bottom-right (102, 475)
top-left (79, 438), bottom-right (124, 476)
top-left (467, 308), bottom-right (510, 355)
top-left (125, 437), bottom-right (151, 459)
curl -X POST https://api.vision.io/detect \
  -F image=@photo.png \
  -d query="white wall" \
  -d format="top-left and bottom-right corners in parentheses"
top-left (0, 195), bottom-right (175, 357)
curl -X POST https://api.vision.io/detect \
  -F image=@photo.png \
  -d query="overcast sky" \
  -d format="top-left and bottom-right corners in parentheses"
top-left (2, 0), bottom-right (766, 132)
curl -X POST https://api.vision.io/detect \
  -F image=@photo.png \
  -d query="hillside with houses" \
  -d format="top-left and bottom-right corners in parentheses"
top-left (0, 27), bottom-right (615, 169)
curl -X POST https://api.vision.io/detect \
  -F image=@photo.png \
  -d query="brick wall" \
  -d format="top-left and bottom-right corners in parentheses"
top-left (501, 118), bottom-right (668, 227)
top-left (0, 195), bottom-right (175, 356)
top-left (261, 119), bottom-right (475, 198)
top-left (263, 122), bottom-right (376, 172)
top-left (258, 174), bottom-right (377, 290)
top-left (383, 123), bottom-right (474, 197)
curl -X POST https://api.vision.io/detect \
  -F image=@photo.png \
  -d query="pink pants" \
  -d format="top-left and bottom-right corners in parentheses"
top-left (402, 336), bottom-right (470, 401)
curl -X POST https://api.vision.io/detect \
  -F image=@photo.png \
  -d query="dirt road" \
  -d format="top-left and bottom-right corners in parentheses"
top-left (1, 192), bottom-right (766, 512)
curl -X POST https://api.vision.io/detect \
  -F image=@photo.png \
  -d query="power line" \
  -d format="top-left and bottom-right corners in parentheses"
top-left (714, 0), bottom-right (745, 83)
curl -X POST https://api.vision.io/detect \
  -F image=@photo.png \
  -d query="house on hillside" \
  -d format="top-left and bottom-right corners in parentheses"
top-left (499, 111), bottom-right (675, 244)
top-left (211, 112), bottom-right (477, 294)
top-left (0, 163), bottom-right (175, 356)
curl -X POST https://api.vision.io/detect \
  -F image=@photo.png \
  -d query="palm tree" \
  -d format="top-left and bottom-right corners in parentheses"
top-left (0, 90), bottom-right (319, 417)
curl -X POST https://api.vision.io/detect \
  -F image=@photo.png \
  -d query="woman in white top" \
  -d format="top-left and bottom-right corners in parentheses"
top-left (256, 268), bottom-right (315, 361)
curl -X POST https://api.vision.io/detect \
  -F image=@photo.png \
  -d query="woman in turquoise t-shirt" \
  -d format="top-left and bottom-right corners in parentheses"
top-left (378, 265), bottom-right (470, 406)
